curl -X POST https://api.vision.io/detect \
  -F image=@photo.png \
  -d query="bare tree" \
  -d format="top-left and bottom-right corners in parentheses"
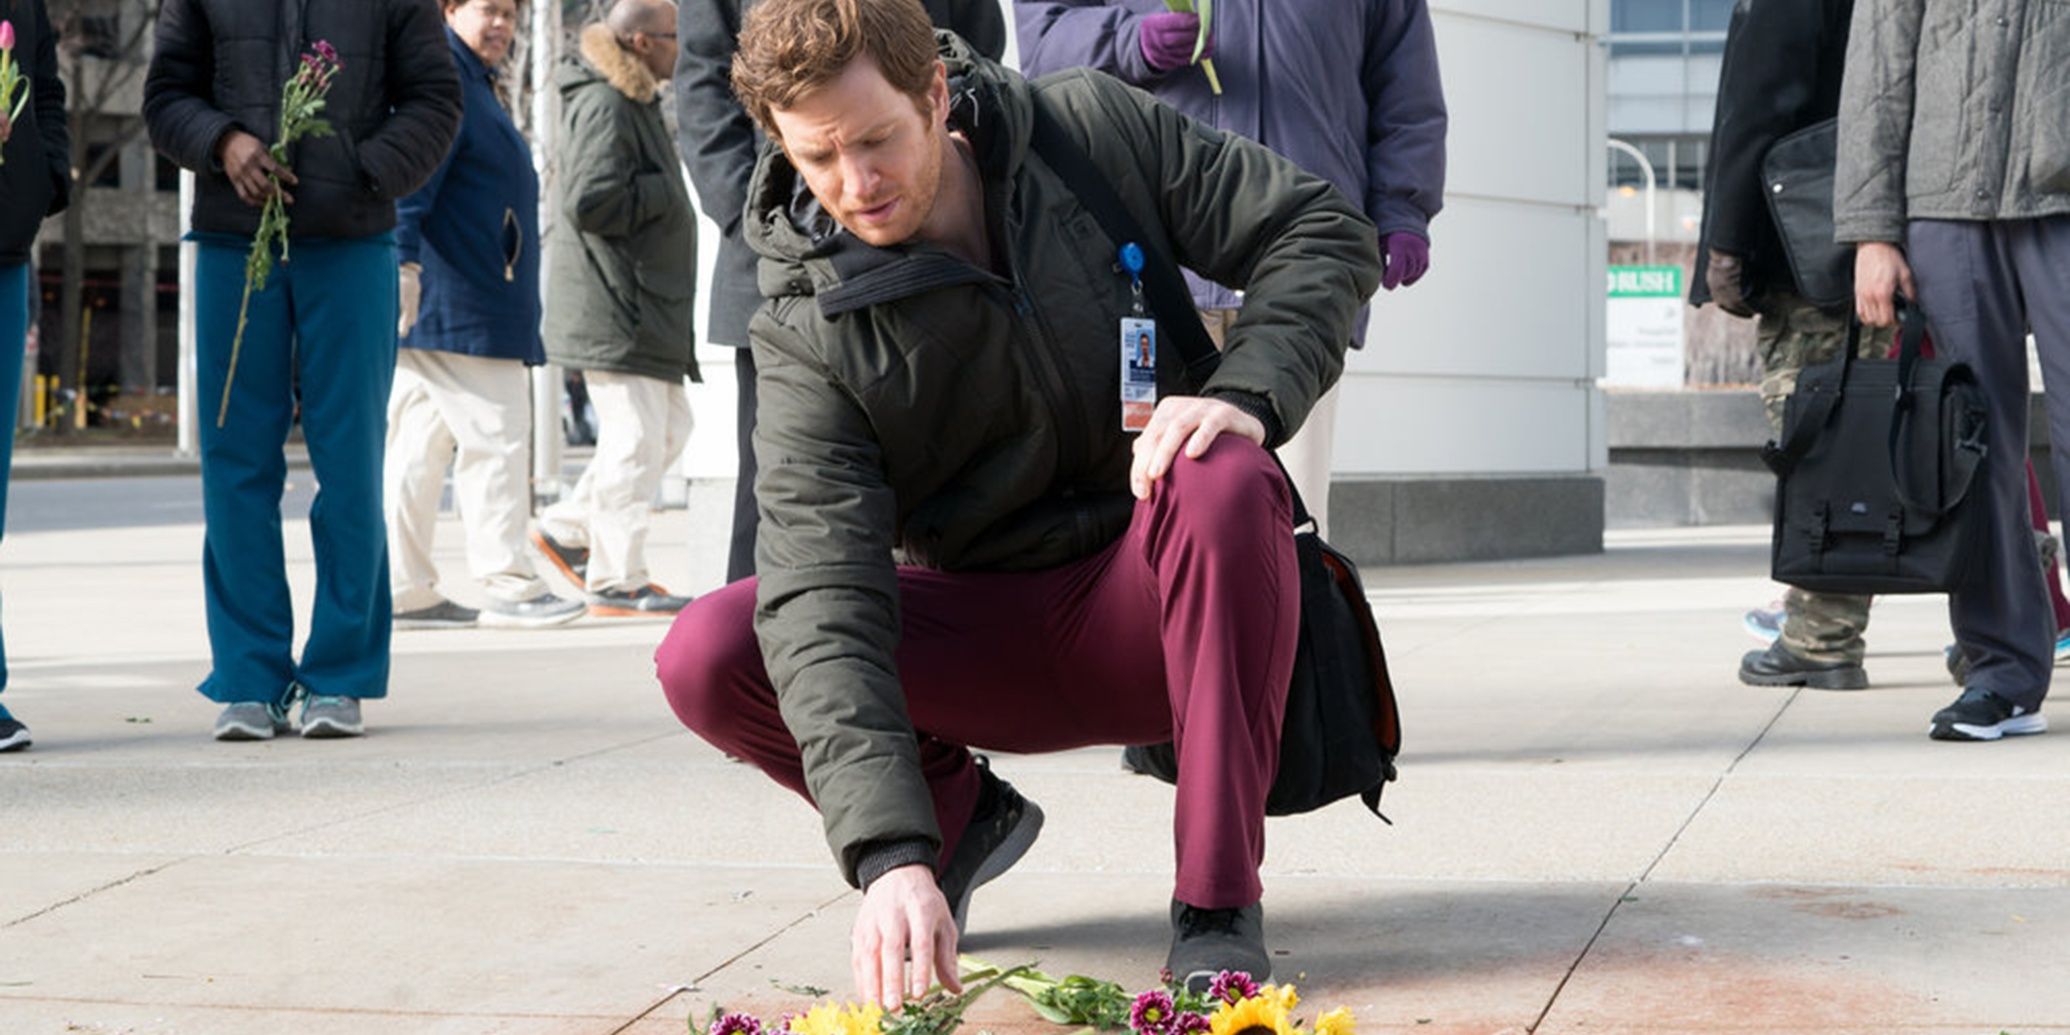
top-left (44, 0), bottom-right (156, 433)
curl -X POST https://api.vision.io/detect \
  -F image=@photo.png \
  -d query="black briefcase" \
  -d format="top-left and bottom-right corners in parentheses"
top-left (1764, 305), bottom-right (1988, 594)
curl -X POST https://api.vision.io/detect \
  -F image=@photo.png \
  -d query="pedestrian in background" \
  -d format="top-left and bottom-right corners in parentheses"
top-left (673, 0), bottom-right (1005, 585)
top-left (1017, 0), bottom-right (1447, 539)
top-left (386, 0), bottom-right (586, 632)
top-left (534, 0), bottom-right (700, 617)
top-left (145, 0), bottom-right (462, 740)
top-left (1693, 0), bottom-right (1891, 691)
top-left (1838, 0), bottom-right (2070, 741)
top-left (0, 0), bottom-right (69, 753)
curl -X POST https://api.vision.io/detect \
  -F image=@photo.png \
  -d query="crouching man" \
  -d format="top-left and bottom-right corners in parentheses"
top-left (655, 0), bottom-right (1380, 1005)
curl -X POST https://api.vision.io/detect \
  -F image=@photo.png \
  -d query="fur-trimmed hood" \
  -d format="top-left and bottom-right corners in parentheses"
top-left (568, 22), bottom-right (661, 104)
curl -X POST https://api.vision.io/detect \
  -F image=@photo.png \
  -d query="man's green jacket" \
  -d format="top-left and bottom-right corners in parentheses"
top-left (743, 33), bottom-right (1382, 886)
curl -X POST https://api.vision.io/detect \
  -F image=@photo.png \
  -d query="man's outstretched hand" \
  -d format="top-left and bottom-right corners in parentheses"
top-left (853, 864), bottom-right (963, 1009)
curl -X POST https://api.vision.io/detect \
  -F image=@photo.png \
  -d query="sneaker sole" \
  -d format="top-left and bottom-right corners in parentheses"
top-left (478, 606), bottom-right (585, 629)
top-left (300, 719), bottom-right (365, 739)
top-left (393, 617), bottom-right (478, 631)
top-left (213, 722), bottom-right (279, 742)
top-left (1929, 713), bottom-right (2048, 741)
top-left (950, 798), bottom-right (1045, 935)
top-left (1738, 666), bottom-right (1869, 690)
top-left (532, 532), bottom-right (589, 587)
top-left (0, 730), bottom-right (31, 752)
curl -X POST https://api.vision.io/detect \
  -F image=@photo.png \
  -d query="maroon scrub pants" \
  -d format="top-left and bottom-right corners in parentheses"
top-left (656, 438), bottom-right (1299, 909)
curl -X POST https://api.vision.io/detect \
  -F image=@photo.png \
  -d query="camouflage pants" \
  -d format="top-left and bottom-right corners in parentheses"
top-left (1757, 293), bottom-right (1893, 664)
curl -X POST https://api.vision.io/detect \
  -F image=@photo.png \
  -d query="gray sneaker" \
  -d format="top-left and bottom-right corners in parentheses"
top-left (214, 701), bottom-right (292, 741)
top-left (299, 695), bottom-right (365, 739)
top-left (394, 598), bottom-right (479, 630)
top-left (479, 592), bottom-right (585, 629)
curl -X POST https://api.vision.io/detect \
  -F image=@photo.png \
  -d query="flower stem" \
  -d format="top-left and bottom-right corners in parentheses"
top-left (218, 274), bottom-right (254, 428)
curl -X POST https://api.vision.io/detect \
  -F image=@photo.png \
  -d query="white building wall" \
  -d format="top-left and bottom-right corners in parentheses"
top-left (1337, 0), bottom-right (1607, 481)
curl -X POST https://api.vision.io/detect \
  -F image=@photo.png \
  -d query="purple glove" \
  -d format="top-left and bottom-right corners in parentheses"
top-left (1139, 11), bottom-right (1210, 73)
top-left (1380, 231), bottom-right (1430, 291)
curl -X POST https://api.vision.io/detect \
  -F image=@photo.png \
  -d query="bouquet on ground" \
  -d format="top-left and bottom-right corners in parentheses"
top-left (696, 960), bottom-right (1355, 1035)
top-left (0, 20), bottom-right (31, 164)
top-left (219, 40), bottom-right (342, 427)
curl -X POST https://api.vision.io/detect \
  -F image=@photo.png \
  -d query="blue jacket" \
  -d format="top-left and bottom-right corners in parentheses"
top-left (396, 29), bottom-right (543, 364)
top-left (1017, 0), bottom-right (1447, 338)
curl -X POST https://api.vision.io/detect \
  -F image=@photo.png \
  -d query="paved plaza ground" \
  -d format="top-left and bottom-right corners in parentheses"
top-left (2, 473), bottom-right (2067, 1034)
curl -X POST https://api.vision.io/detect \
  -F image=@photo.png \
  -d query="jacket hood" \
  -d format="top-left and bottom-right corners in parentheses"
top-left (561, 23), bottom-right (662, 103)
top-left (742, 31), bottom-right (1031, 315)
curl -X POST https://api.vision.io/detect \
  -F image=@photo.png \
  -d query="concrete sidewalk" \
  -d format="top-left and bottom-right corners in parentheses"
top-left (2, 503), bottom-right (2067, 1035)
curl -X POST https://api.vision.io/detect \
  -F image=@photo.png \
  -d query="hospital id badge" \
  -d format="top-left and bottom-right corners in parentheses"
top-left (1121, 317), bottom-right (1158, 432)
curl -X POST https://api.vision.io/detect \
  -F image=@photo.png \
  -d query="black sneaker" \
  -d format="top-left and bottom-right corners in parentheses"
top-left (532, 528), bottom-right (589, 586)
top-left (1929, 688), bottom-right (2047, 742)
top-left (1738, 642), bottom-right (1868, 690)
top-left (588, 584), bottom-right (692, 617)
top-left (393, 598), bottom-right (479, 630)
top-left (1167, 899), bottom-right (1270, 994)
top-left (937, 757), bottom-right (1044, 935)
top-left (0, 717), bottom-right (31, 753)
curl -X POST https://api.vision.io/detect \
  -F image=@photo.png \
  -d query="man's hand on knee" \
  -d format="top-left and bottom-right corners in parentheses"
top-left (852, 864), bottom-right (962, 1008)
top-left (1130, 396), bottom-right (1267, 500)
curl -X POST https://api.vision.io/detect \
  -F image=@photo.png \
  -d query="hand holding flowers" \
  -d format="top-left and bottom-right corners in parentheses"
top-left (0, 19), bottom-right (32, 163)
top-left (218, 40), bottom-right (341, 427)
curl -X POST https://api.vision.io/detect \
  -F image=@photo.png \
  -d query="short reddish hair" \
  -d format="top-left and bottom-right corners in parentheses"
top-left (732, 0), bottom-right (939, 138)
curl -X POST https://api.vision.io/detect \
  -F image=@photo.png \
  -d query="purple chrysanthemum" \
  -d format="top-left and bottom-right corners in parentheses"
top-left (1206, 971), bottom-right (1259, 1005)
top-left (709, 1012), bottom-right (764, 1035)
top-left (313, 39), bottom-right (340, 66)
top-left (1131, 989), bottom-right (1177, 1035)
top-left (1159, 967), bottom-right (1176, 987)
top-left (1174, 1011), bottom-right (1211, 1035)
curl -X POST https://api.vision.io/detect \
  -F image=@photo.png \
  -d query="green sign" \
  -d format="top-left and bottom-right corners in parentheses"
top-left (1607, 265), bottom-right (1683, 298)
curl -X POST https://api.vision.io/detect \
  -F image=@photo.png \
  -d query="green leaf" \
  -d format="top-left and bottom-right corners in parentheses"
top-left (1160, 0), bottom-right (1191, 11)
top-left (1191, 0), bottom-right (1212, 65)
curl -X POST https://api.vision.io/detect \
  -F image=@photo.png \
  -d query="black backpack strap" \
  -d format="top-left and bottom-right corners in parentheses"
top-left (1025, 93), bottom-right (1222, 386)
top-left (1025, 94), bottom-right (1320, 530)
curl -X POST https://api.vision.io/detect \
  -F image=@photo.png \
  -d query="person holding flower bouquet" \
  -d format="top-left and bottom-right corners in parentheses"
top-left (0, 0), bottom-right (69, 753)
top-left (145, 0), bottom-right (461, 741)
top-left (656, 0), bottom-right (1379, 1004)
top-left (1018, 0), bottom-right (1448, 540)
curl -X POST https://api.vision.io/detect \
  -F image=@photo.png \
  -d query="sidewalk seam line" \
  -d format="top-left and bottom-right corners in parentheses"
top-left (3, 857), bottom-right (195, 930)
top-left (1522, 685), bottom-right (1803, 1033)
top-left (607, 890), bottom-right (855, 1035)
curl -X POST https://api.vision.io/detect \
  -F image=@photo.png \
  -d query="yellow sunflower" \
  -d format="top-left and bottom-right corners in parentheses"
top-left (787, 1001), bottom-right (885, 1035)
top-left (1208, 992), bottom-right (1295, 1035)
top-left (1260, 984), bottom-right (1299, 1013)
top-left (1312, 1006), bottom-right (1355, 1035)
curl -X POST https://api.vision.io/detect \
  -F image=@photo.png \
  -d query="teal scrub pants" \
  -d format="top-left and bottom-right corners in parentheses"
top-left (0, 261), bottom-right (26, 716)
top-left (194, 234), bottom-right (398, 705)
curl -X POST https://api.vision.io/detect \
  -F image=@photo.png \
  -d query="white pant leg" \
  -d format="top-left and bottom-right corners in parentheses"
top-left (1276, 380), bottom-right (1339, 539)
top-left (384, 351), bottom-right (460, 612)
top-left (409, 350), bottom-right (544, 604)
top-left (572, 371), bottom-right (690, 592)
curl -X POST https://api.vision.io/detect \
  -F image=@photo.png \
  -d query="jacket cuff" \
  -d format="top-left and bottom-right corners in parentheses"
top-left (1208, 389), bottom-right (1285, 449)
top-left (1833, 216), bottom-right (1905, 246)
top-left (853, 837), bottom-right (938, 891)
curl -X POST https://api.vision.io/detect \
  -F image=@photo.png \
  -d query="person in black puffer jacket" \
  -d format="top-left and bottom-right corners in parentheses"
top-left (144, 0), bottom-right (461, 743)
top-left (0, 0), bottom-right (70, 754)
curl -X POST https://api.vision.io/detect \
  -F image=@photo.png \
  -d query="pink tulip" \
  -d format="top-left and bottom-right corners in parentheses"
top-left (0, 20), bottom-right (16, 51)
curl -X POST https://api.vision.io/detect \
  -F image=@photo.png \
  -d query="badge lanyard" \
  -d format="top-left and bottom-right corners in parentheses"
top-left (1118, 242), bottom-right (1157, 432)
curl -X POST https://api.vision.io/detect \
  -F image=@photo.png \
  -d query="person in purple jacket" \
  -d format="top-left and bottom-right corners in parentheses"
top-left (1017, 0), bottom-right (1448, 539)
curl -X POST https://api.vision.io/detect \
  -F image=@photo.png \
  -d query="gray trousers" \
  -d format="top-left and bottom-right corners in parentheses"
top-left (1908, 216), bottom-right (2070, 712)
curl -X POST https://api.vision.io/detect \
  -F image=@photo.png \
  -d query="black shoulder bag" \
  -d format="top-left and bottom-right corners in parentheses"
top-left (1027, 95), bottom-right (1402, 818)
top-left (1764, 303), bottom-right (1989, 594)
top-left (1761, 117), bottom-right (1853, 311)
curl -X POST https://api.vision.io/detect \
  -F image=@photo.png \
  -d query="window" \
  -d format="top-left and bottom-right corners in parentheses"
top-left (1690, 0), bottom-right (1736, 31)
top-left (1612, 0), bottom-right (1684, 33)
